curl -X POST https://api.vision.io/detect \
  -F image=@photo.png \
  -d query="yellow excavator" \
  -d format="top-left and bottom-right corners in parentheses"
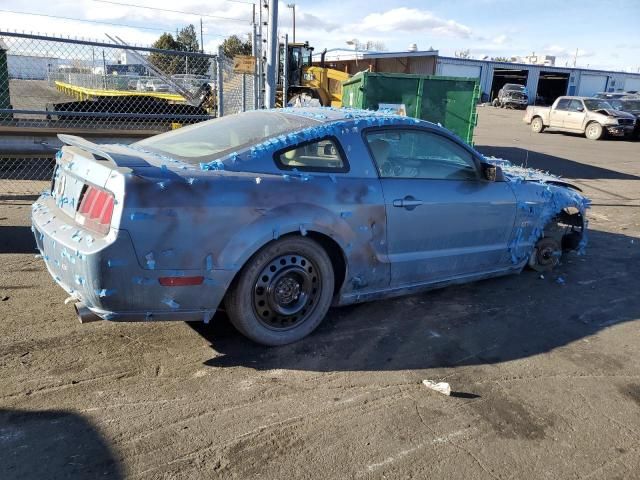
top-left (278, 41), bottom-right (350, 108)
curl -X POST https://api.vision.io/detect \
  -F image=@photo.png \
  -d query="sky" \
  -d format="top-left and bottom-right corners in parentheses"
top-left (1, 0), bottom-right (639, 72)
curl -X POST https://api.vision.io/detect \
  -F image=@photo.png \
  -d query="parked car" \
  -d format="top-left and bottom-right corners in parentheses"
top-left (493, 83), bottom-right (529, 109)
top-left (32, 108), bottom-right (589, 346)
top-left (145, 79), bottom-right (171, 93)
top-left (594, 92), bottom-right (640, 101)
top-left (524, 96), bottom-right (636, 140)
top-left (605, 98), bottom-right (640, 139)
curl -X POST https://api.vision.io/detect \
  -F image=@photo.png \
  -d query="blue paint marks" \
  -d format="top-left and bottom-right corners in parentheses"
top-left (205, 254), bottom-right (214, 271)
top-left (74, 274), bottom-right (85, 286)
top-left (132, 276), bottom-right (156, 285)
top-left (340, 211), bottom-right (352, 218)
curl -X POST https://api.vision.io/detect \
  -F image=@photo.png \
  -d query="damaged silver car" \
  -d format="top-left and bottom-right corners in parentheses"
top-left (32, 108), bottom-right (590, 345)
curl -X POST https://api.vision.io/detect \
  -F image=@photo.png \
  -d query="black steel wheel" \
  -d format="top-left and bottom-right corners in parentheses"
top-left (225, 236), bottom-right (334, 346)
top-left (253, 253), bottom-right (320, 331)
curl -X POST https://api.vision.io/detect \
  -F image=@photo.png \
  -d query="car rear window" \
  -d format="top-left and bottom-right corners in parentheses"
top-left (135, 111), bottom-right (320, 164)
top-left (275, 137), bottom-right (348, 172)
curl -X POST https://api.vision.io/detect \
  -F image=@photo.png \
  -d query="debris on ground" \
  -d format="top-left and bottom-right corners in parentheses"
top-left (556, 276), bottom-right (566, 285)
top-left (422, 380), bottom-right (451, 396)
top-left (1, 296), bottom-right (8, 301)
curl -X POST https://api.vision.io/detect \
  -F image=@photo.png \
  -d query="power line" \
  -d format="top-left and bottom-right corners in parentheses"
top-left (92, 0), bottom-right (251, 23)
top-left (0, 9), bottom-right (228, 37)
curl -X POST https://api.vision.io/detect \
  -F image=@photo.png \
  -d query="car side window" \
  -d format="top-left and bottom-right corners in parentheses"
top-left (568, 99), bottom-right (584, 112)
top-left (276, 137), bottom-right (347, 172)
top-left (365, 129), bottom-right (478, 181)
top-left (555, 99), bottom-right (571, 111)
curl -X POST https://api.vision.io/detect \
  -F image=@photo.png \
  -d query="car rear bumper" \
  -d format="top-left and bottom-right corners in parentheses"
top-left (32, 193), bottom-right (234, 322)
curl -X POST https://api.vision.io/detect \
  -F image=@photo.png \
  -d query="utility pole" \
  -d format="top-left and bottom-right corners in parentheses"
top-left (287, 3), bottom-right (296, 43)
top-left (200, 18), bottom-right (204, 53)
top-left (252, 4), bottom-right (259, 109)
top-left (265, 0), bottom-right (278, 108)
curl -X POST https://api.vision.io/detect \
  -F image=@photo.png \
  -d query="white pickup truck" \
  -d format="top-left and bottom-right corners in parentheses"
top-left (523, 96), bottom-right (636, 140)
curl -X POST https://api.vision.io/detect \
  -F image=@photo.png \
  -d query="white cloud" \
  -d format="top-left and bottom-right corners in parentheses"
top-left (352, 8), bottom-right (472, 38)
top-left (544, 45), bottom-right (594, 58)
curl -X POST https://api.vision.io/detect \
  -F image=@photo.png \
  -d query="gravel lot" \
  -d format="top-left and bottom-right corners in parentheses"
top-left (1, 107), bottom-right (639, 479)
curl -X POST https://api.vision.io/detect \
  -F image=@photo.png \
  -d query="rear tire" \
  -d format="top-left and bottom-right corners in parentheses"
top-left (531, 117), bottom-right (545, 133)
top-left (225, 236), bottom-right (334, 346)
top-left (585, 122), bottom-right (604, 140)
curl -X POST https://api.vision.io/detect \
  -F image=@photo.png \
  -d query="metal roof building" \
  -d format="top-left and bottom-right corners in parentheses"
top-left (435, 56), bottom-right (640, 104)
top-left (317, 48), bottom-right (640, 105)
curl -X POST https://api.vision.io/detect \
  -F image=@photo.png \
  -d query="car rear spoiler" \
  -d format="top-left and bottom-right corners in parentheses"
top-left (58, 134), bottom-right (115, 163)
top-left (57, 134), bottom-right (149, 170)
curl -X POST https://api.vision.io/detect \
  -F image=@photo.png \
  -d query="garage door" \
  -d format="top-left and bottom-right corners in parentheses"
top-left (439, 63), bottom-right (481, 78)
top-left (578, 74), bottom-right (608, 96)
top-left (623, 77), bottom-right (640, 93)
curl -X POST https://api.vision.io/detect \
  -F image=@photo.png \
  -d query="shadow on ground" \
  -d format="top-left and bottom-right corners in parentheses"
top-left (0, 409), bottom-right (123, 479)
top-left (0, 226), bottom-right (36, 254)
top-left (476, 145), bottom-right (640, 181)
top-left (192, 229), bottom-right (640, 372)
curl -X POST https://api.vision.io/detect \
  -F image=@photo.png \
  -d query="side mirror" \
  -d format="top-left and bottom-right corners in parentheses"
top-left (481, 162), bottom-right (503, 182)
top-left (576, 106), bottom-right (584, 112)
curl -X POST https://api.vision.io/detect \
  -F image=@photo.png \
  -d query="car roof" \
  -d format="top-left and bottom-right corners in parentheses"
top-left (278, 106), bottom-right (410, 124)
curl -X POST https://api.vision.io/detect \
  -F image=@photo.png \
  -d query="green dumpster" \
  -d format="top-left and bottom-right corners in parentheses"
top-left (341, 72), bottom-right (480, 145)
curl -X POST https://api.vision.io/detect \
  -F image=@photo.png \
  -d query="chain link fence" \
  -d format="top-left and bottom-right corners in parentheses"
top-left (220, 56), bottom-right (256, 116)
top-left (0, 156), bottom-right (54, 198)
top-left (0, 31), bottom-right (220, 131)
top-left (0, 31), bottom-right (260, 198)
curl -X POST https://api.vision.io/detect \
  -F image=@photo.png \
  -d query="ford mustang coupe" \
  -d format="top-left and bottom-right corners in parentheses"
top-left (32, 108), bottom-right (589, 345)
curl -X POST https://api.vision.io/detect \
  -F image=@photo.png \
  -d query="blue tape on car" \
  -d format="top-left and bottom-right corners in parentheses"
top-left (340, 211), bottom-right (352, 218)
top-left (163, 298), bottom-right (180, 309)
top-left (74, 274), bottom-right (85, 286)
top-left (107, 259), bottom-right (127, 268)
top-left (130, 212), bottom-right (155, 221)
top-left (205, 254), bottom-right (213, 271)
top-left (203, 277), bottom-right (216, 285)
top-left (132, 276), bottom-right (156, 285)
top-left (95, 289), bottom-right (116, 297)
top-left (145, 252), bottom-right (156, 270)
top-left (161, 249), bottom-right (175, 257)
top-left (299, 225), bottom-right (308, 236)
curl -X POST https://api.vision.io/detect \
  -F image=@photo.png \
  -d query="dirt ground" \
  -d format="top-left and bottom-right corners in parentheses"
top-left (1, 107), bottom-right (639, 479)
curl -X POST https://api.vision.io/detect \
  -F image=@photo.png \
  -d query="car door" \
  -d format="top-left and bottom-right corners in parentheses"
top-left (364, 128), bottom-right (517, 287)
top-left (564, 99), bottom-right (587, 130)
top-left (550, 98), bottom-right (571, 127)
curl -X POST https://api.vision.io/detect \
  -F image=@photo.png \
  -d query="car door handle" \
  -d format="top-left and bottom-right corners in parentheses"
top-left (393, 196), bottom-right (423, 210)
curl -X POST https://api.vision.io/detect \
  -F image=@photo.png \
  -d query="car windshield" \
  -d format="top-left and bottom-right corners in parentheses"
top-left (504, 84), bottom-right (525, 91)
top-left (583, 99), bottom-right (614, 111)
top-left (135, 111), bottom-right (321, 163)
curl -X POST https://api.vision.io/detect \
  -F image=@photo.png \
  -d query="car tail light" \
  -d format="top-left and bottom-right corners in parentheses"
top-left (76, 185), bottom-right (115, 235)
top-left (158, 276), bottom-right (204, 286)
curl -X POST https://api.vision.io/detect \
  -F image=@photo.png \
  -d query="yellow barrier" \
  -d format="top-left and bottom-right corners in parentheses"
top-left (54, 81), bottom-right (186, 103)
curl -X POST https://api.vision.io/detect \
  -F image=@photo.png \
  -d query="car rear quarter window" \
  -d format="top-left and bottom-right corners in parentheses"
top-left (275, 137), bottom-right (348, 172)
top-left (365, 129), bottom-right (478, 181)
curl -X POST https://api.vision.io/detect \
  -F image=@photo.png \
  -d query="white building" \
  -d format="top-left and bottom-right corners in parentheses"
top-left (7, 54), bottom-right (60, 80)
